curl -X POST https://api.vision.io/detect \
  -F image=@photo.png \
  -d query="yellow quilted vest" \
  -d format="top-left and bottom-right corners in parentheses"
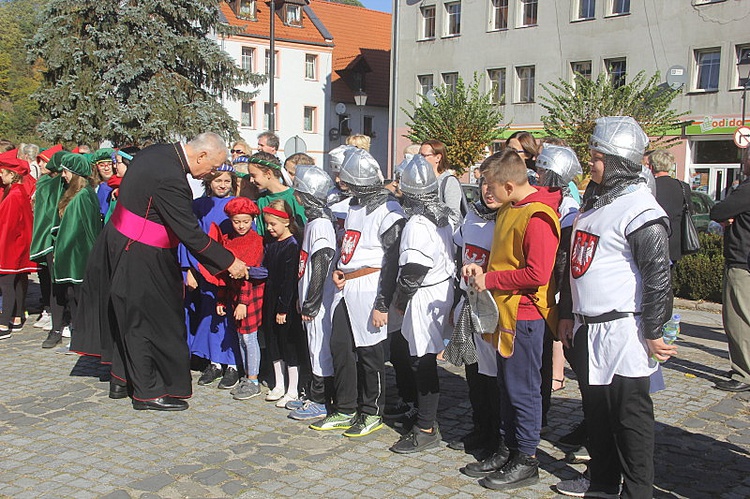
top-left (482, 201), bottom-right (561, 358)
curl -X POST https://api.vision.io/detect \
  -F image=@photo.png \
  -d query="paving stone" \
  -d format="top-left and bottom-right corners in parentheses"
top-left (128, 474), bottom-right (174, 492)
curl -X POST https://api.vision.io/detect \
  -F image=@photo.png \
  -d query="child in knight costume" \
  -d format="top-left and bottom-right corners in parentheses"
top-left (555, 117), bottom-right (676, 499)
top-left (289, 165), bottom-right (338, 421)
top-left (388, 155), bottom-right (456, 453)
top-left (310, 148), bottom-right (405, 438)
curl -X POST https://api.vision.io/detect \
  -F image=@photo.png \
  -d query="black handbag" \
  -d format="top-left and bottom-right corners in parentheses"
top-left (681, 186), bottom-right (700, 255)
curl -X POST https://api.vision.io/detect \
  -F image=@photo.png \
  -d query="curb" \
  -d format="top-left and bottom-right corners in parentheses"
top-left (674, 297), bottom-right (723, 314)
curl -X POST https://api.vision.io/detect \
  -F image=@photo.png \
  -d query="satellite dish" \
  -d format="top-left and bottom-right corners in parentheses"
top-left (284, 135), bottom-right (307, 156)
top-left (335, 102), bottom-right (347, 115)
top-left (425, 89), bottom-right (437, 106)
top-left (666, 65), bottom-right (688, 90)
top-left (406, 0), bottom-right (421, 5)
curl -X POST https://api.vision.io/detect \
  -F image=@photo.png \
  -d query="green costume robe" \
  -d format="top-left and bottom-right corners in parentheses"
top-left (29, 175), bottom-right (64, 262)
top-left (255, 187), bottom-right (307, 236)
top-left (52, 186), bottom-right (101, 284)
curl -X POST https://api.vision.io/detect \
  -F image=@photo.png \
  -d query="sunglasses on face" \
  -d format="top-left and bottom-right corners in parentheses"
top-left (230, 149), bottom-right (245, 154)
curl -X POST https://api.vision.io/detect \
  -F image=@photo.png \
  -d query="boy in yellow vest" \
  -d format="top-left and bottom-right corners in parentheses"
top-left (462, 149), bottom-right (561, 490)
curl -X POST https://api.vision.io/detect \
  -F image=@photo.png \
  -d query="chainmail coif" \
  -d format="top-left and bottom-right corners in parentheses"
top-left (582, 154), bottom-right (644, 212)
top-left (401, 191), bottom-right (454, 228)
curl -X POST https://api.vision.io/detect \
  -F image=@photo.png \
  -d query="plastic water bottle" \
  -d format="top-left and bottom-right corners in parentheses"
top-left (654, 314), bottom-right (680, 363)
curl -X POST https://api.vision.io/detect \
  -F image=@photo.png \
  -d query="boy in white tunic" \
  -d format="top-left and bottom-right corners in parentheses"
top-left (389, 155), bottom-right (456, 453)
top-left (556, 117), bottom-right (677, 499)
top-left (290, 165), bottom-right (338, 421)
top-left (309, 148), bottom-right (405, 438)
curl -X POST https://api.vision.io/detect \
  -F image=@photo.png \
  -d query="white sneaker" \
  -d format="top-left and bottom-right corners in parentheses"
top-left (265, 386), bottom-right (285, 402)
top-left (61, 326), bottom-right (71, 338)
top-left (275, 393), bottom-right (298, 408)
top-left (33, 311), bottom-right (51, 329)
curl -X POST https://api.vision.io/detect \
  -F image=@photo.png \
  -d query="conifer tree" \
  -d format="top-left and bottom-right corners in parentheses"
top-left (29, 0), bottom-right (265, 146)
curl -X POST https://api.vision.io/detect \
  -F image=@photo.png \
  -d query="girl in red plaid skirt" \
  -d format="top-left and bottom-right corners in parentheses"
top-left (217, 197), bottom-right (266, 400)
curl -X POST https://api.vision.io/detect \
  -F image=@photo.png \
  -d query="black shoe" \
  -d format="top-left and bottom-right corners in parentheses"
top-left (218, 367), bottom-right (240, 390)
top-left (714, 379), bottom-right (750, 392)
top-left (42, 331), bottom-right (63, 349)
top-left (197, 364), bottom-right (222, 385)
top-left (479, 453), bottom-right (539, 490)
top-left (109, 382), bottom-right (129, 399)
top-left (448, 430), bottom-right (483, 451)
top-left (10, 319), bottom-right (24, 331)
top-left (384, 400), bottom-right (413, 418)
top-left (390, 425), bottom-right (442, 454)
top-left (460, 442), bottom-right (511, 477)
top-left (0, 328), bottom-right (10, 340)
top-left (132, 396), bottom-right (189, 411)
top-left (558, 421), bottom-right (587, 450)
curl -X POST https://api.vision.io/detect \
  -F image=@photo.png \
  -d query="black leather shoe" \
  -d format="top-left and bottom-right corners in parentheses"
top-left (132, 396), bottom-right (189, 411)
top-left (109, 382), bottom-right (129, 399)
top-left (460, 442), bottom-right (511, 477)
top-left (480, 453), bottom-right (539, 490)
top-left (714, 379), bottom-right (750, 392)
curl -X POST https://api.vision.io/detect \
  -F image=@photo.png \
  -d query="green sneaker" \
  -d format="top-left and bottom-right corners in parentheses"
top-left (309, 412), bottom-right (355, 431)
top-left (343, 413), bottom-right (383, 438)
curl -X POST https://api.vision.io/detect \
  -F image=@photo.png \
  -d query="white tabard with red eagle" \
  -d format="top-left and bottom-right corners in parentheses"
top-left (570, 184), bottom-right (667, 384)
top-left (337, 199), bottom-right (405, 347)
top-left (298, 217), bottom-right (340, 377)
top-left (453, 209), bottom-right (498, 376)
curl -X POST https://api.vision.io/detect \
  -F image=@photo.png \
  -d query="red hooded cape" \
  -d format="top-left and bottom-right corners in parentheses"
top-left (0, 184), bottom-right (37, 273)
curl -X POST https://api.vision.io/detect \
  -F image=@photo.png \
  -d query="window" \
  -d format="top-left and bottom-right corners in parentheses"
top-left (264, 103), bottom-right (278, 130)
top-left (520, 0), bottom-right (538, 26)
top-left (516, 65), bottom-right (535, 102)
top-left (339, 114), bottom-right (351, 136)
top-left (363, 116), bottom-right (374, 137)
top-left (305, 54), bottom-right (317, 80)
top-left (285, 4), bottom-right (302, 26)
top-left (610, 0), bottom-right (629, 14)
top-left (420, 6), bottom-right (436, 39)
top-left (736, 45), bottom-right (750, 87)
top-left (578, 0), bottom-right (595, 19)
top-left (265, 49), bottom-right (279, 77)
top-left (442, 72), bottom-right (459, 92)
top-left (695, 48), bottom-right (720, 91)
top-left (303, 106), bottom-right (316, 132)
top-left (487, 68), bottom-right (506, 104)
top-left (237, 0), bottom-right (256, 20)
top-left (571, 60), bottom-right (592, 80)
top-left (241, 101), bottom-right (254, 128)
top-left (490, 0), bottom-right (508, 30)
top-left (418, 74), bottom-right (434, 102)
top-left (605, 58), bottom-right (626, 88)
top-left (445, 2), bottom-right (461, 36)
top-left (241, 47), bottom-right (254, 72)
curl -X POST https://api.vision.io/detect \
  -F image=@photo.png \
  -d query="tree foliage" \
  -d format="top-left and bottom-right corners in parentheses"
top-left (0, 0), bottom-right (48, 144)
top-left (326, 0), bottom-right (365, 7)
top-left (402, 74), bottom-right (505, 176)
top-left (540, 71), bottom-right (687, 175)
top-left (29, 0), bottom-right (266, 146)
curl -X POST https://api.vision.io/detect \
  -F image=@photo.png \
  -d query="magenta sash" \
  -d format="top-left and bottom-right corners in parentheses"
top-left (111, 203), bottom-right (179, 249)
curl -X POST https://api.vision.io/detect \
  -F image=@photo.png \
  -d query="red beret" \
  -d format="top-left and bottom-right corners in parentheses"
top-left (0, 149), bottom-right (29, 176)
top-left (37, 144), bottom-right (63, 164)
top-left (224, 197), bottom-right (260, 217)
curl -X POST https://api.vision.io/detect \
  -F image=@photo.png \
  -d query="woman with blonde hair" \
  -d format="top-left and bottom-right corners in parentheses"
top-left (346, 134), bottom-right (371, 152)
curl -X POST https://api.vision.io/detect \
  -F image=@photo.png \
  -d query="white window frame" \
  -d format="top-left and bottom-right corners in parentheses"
top-left (285, 4), bottom-right (302, 26)
top-left (241, 46), bottom-right (254, 72)
top-left (241, 101), bottom-right (255, 128)
top-left (576, 0), bottom-right (595, 20)
top-left (487, 68), bottom-right (506, 104)
top-left (607, 0), bottom-right (630, 16)
top-left (518, 0), bottom-right (538, 27)
top-left (417, 74), bottom-right (434, 102)
top-left (604, 57), bottom-right (627, 88)
top-left (442, 72), bottom-right (459, 93)
top-left (264, 49), bottom-right (279, 77)
top-left (237, 0), bottom-right (256, 20)
top-left (264, 102), bottom-right (278, 130)
top-left (420, 5), bottom-right (436, 40)
top-left (692, 48), bottom-right (721, 92)
top-left (489, 0), bottom-right (508, 31)
top-left (304, 54), bottom-right (317, 80)
top-left (444, 1), bottom-right (461, 37)
top-left (571, 60), bottom-right (593, 82)
top-left (303, 106), bottom-right (316, 133)
top-left (515, 65), bottom-right (535, 103)
top-left (733, 44), bottom-right (750, 90)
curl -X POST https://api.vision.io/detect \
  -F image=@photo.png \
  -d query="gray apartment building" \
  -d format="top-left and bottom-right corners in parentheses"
top-left (389, 0), bottom-right (750, 200)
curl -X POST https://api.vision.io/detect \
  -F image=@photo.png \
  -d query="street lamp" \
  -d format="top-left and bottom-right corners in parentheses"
top-left (354, 90), bottom-right (367, 134)
top-left (738, 52), bottom-right (750, 126)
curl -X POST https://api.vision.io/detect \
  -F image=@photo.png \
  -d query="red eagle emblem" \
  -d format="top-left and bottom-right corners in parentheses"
top-left (298, 250), bottom-right (309, 279)
top-left (464, 243), bottom-right (489, 271)
top-left (340, 230), bottom-right (361, 265)
top-left (571, 230), bottom-right (599, 279)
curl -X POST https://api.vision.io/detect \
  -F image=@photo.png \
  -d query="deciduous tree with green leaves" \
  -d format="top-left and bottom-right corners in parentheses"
top-left (29, 0), bottom-right (266, 146)
top-left (403, 74), bottom-right (505, 176)
top-left (540, 71), bottom-right (687, 175)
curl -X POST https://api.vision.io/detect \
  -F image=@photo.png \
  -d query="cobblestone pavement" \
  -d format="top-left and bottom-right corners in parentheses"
top-left (0, 304), bottom-right (748, 498)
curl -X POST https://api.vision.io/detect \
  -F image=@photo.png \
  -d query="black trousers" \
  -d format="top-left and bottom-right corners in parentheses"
top-left (388, 329), bottom-right (417, 404)
top-left (465, 362), bottom-right (500, 448)
top-left (0, 273), bottom-right (28, 325)
top-left (330, 300), bottom-right (385, 416)
top-left (572, 325), bottom-right (655, 499)
top-left (38, 265), bottom-right (51, 310)
top-left (309, 373), bottom-right (334, 407)
top-left (51, 283), bottom-right (78, 333)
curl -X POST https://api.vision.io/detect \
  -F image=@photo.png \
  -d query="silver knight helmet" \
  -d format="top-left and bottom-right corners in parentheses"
top-left (339, 148), bottom-right (383, 187)
top-left (535, 145), bottom-right (582, 185)
top-left (294, 165), bottom-right (334, 201)
top-left (589, 116), bottom-right (649, 165)
top-left (399, 154), bottom-right (438, 196)
top-left (328, 145), bottom-right (355, 174)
